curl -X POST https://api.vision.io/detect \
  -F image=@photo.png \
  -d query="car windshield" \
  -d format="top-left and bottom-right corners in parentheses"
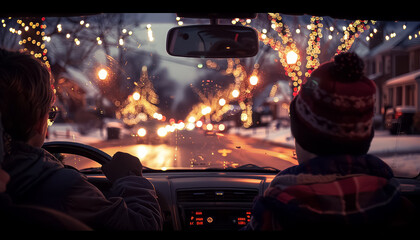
top-left (3, 13), bottom-right (419, 178)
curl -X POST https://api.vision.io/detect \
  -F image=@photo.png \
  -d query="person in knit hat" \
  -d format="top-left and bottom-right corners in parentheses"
top-left (290, 52), bottom-right (376, 157)
top-left (243, 52), bottom-right (417, 232)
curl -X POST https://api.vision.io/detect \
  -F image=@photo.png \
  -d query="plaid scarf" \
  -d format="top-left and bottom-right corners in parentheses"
top-left (245, 154), bottom-right (408, 231)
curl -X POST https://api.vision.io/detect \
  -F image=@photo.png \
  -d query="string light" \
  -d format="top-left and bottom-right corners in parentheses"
top-left (146, 24), bottom-right (154, 42)
top-left (305, 16), bottom-right (323, 75)
top-left (336, 20), bottom-right (370, 54)
top-left (6, 17), bottom-right (51, 68)
top-left (118, 65), bottom-right (159, 125)
top-left (259, 13), bottom-right (303, 96)
top-left (176, 16), bottom-right (183, 26)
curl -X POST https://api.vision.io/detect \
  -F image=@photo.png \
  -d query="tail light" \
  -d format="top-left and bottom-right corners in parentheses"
top-left (395, 111), bottom-right (403, 119)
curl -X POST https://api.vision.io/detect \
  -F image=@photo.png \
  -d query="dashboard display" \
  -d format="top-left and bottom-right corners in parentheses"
top-left (183, 208), bottom-right (252, 230)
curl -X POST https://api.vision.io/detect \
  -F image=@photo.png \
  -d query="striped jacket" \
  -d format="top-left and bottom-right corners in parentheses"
top-left (244, 154), bottom-right (416, 231)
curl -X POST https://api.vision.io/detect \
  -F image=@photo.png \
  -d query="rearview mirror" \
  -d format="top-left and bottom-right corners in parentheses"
top-left (166, 25), bottom-right (259, 58)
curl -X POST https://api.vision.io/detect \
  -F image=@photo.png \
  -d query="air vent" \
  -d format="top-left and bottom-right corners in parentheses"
top-left (177, 189), bottom-right (258, 202)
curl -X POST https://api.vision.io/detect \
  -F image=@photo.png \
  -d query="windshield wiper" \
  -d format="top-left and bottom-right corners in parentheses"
top-left (233, 164), bottom-right (280, 172)
top-left (79, 167), bottom-right (102, 174)
top-left (79, 165), bottom-right (161, 174)
top-left (206, 164), bottom-right (280, 173)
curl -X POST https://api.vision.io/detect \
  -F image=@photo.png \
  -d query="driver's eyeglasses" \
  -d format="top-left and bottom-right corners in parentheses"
top-left (47, 106), bottom-right (59, 127)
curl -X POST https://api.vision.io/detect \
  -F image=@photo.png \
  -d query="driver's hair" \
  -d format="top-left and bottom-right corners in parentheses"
top-left (0, 48), bottom-right (55, 142)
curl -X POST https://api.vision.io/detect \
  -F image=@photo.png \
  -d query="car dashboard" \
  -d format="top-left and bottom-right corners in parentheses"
top-left (86, 170), bottom-right (420, 231)
top-left (88, 170), bottom-right (276, 231)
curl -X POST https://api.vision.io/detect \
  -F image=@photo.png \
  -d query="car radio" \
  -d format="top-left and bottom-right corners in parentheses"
top-left (181, 208), bottom-right (252, 230)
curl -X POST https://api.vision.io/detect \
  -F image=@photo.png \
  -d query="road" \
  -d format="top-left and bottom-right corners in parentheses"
top-left (89, 129), bottom-right (297, 171)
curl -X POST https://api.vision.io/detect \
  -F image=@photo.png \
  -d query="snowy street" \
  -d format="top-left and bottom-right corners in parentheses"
top-left (45, 120), bottom-right (420, 178)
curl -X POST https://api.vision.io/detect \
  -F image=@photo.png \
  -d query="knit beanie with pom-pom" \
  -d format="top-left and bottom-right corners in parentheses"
top-left (289, 52), bottom-right (377, 155)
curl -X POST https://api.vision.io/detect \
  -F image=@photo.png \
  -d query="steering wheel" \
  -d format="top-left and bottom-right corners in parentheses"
top-left (42, 141), bottom-right (111, 166)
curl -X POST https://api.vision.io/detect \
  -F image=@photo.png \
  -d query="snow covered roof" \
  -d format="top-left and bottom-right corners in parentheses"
top-left (59, 64), bottom-right (112, 107)
top-left (61, 65), bottom-right (99, 98)
top-left (384, 68), bottom-right (420, 86)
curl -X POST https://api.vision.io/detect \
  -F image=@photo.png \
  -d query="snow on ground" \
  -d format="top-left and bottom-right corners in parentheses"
top-left (229, 124), bottom-right (420, 155)
top-left (229, 124), bottom-right (420, 178)
top-left (45, 120), bottom-right (420, 178)
top-left (45, 119), bottom-right (130, 144)
top-left (45, 123), bottom-right (105, 144)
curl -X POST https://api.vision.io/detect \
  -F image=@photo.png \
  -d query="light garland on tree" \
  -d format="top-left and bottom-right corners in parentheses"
top-left (4, 17), bottom-right (51, 68)
top-left (336, 20), bottom-right (370, 54)
top-left (260, 13), bottom-right (303, 96)
top-left (117, 65), bottom-right (160, 126)
top-left (237, 14), bottom-right (375, 97)
top-left (305, 16), bottom-right (323, 75)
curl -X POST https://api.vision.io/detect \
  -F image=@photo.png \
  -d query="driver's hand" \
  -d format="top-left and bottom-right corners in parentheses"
top-left (101, 152), bottom-right (143, 183)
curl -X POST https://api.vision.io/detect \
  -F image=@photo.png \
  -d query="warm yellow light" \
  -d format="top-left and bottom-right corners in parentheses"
top-left (133, 91), bottom-right (140, 101)
top-left (286, 51), bottom-right (298, 65)
top-left (186, 122), bottom-right (195, 131)
top-left (157, 127), bottom-right (167, 137)
top-left (188, 116), bottom-right (196, 123)
top-left (137, 128), bottom-right (146, 137)
top-left (219, 98), bottom-right (226, 106)
top-left (98, 68), bottom-right (108, 80)
top-left (241, 112), bottom-right (248, 122)
top-left (202, 106), bottom-right (211, 115)
top-left (249, 75), bottom-right (259, 85)
top-left (232, 89), bottom-right (240, 98)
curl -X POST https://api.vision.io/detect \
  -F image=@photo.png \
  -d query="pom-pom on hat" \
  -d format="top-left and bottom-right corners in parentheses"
top-left (289, 52), bottom-right (376, 155)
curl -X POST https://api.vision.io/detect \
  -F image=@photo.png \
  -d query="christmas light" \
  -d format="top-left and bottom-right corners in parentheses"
top-left (232, 89), bottom-right (239, 98)
top-left (305, 16), bottom-right (323, 72)
top-left (118, 65), bottom-right (159, 125)
top-left (249, 75), bottom-right (259, 85)
top-left (146, 24), bottom-right (154, 42)
top-left (97, 68), bottom-right (108, 80)
top-left (286, 50), bottom-right (298, 65)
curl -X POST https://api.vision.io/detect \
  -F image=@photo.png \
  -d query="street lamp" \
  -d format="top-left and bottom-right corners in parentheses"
top-left (97, 68), bottom-right (108, 80)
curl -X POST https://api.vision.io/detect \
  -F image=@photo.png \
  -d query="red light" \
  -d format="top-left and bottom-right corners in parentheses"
top-left (395, 111), bottom-right (403, 119)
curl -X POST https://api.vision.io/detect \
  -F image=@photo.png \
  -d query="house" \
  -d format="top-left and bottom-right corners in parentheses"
top-left (51, 62), bottom-right (112, 122)
top-left (383, 69), bottom-right (420, 111)
top-left (359, 22), bottom-right (420, 127)
top-left (249, 79), bottom-right (291, 127)
top-left (265, 80), bottom-right (292, 120)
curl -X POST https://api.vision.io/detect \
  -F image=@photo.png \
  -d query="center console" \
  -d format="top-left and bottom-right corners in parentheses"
top-left (176, 188), bottom-right (258, 230)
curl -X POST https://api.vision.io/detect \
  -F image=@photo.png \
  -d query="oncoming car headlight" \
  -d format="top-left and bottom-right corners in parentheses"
top-left (137, 128), bottom-right (146, 137)
top-left (157, 127), bottom-right (167, 137)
